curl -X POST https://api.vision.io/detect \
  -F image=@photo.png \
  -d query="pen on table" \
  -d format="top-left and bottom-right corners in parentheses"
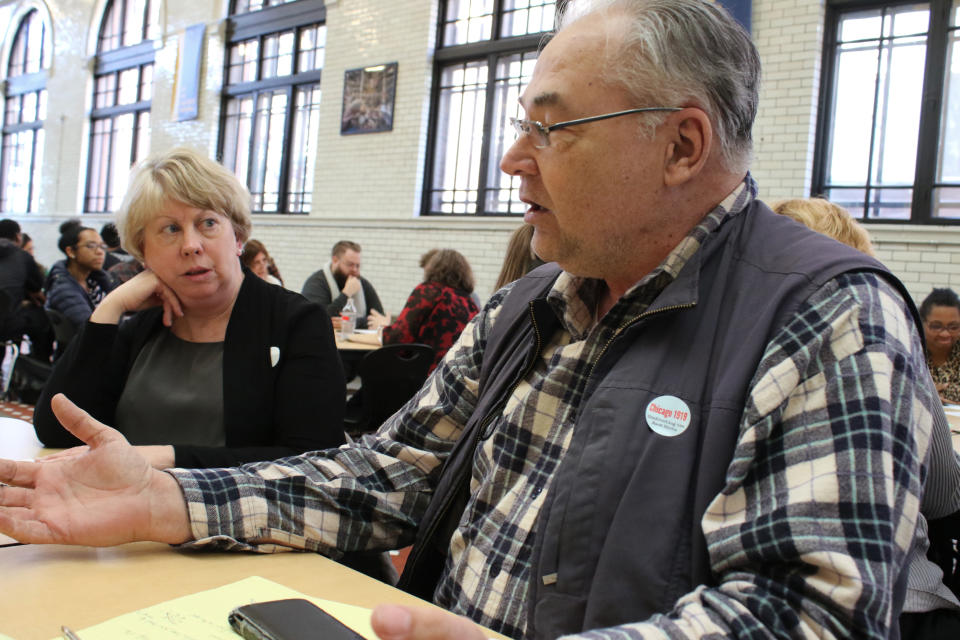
top-left (61, 625), bottom-right (82, 640)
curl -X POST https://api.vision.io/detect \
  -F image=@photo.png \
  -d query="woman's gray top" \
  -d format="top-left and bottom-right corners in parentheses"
top-left (115, 329), bottom-right (226, 447)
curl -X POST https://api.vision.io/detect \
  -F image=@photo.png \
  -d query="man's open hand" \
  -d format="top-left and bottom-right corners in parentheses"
top-left (0, 394), bottom-right (191, 546)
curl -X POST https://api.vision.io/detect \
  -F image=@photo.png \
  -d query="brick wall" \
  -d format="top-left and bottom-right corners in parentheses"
top-left (3, 0), bottom-right (958, 311)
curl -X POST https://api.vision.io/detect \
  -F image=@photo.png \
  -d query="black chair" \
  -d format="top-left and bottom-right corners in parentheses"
top-left (45, 307), bottom-right (76, 360)
top-left (928, 510), bottom-right (960, 599)
top-left (343, 343), bottom-right (434, 436)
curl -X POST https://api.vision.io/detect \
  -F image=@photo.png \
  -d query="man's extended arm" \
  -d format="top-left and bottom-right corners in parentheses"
top-left (167, 293), bottom-right (502, 556)
top-left (0, 394), bottom-right (192, 546)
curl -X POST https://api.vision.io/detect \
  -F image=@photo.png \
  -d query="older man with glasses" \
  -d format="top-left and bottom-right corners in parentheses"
top-left (0, 2), bottom-right (945, 639)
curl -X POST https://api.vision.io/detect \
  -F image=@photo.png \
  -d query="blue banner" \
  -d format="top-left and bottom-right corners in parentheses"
top-left (174, 24), bottom-right (205, 122)
top-left (717, 0), bottom-right (751, 31)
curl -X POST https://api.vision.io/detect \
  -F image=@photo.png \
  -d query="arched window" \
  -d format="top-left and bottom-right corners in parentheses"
top-left (1, 9), bottom-right (47, 213)
top-left (424, 0), bottom-right (560, 215)
top-left (219, 0), bottom-right (325, 214)
top-left (85, 0), bottom-right (155, 213)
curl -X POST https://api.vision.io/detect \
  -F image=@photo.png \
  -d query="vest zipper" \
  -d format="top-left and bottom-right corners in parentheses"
top-left (408, 301), bottom-right (545, 574)
top-left (477, 300), bottom-right (545, 437)
top-left (534, 302), bottom-right (694, 591)
top-left (585, 302), bottom-right (695, 384)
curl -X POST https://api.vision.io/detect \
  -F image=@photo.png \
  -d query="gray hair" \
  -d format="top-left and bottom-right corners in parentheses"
top-left (115, 147), bottom-right (252, 262)
top-left (559, 0), bottom-right (760, 173)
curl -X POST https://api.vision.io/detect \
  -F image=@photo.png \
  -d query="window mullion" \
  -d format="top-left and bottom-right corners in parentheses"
top-left (246, 90), bottom-right (261, 200)
top-left (27, 125), bottom-right (38, 211)
top-left (812, 7), bottom-right (841, 201)
top-left (492, 0), bottom-right (505, 41)
top-left (912, 0), bottom-right (951, 222)
top-left (279, 85), bottom-right (296, 213)
top-left (863, 11), bottom-right (887, 218)
top-left (476, 52), bottom-right (500, 216)
top-left (104, 117), bottom-right (116, 211)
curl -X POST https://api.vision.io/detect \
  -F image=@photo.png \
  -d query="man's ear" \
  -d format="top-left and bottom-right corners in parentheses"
top-left (663, 108), bottom-right (712, 187)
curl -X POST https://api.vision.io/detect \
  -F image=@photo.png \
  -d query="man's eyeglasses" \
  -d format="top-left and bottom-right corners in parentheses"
top-left (77, 242), bottom-right (108, 252)
top-left (925, 322), bottom-right (960, 333)
top-left (510, 107), bottom-right (682, 149)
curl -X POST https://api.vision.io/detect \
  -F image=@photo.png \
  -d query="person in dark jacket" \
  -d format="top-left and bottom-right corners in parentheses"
top-left (33, 147), bottom-right (345, 469)
top-left (0, 4), bottom-right (939, 640)
top-left (0, 219), bottom-right (52, 359)
top-left (100, 222), bottom-right (132, 271)
top-left (44, 225), bottom-right (116, 330)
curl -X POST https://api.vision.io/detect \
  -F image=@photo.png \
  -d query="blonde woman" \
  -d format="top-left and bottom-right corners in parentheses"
top-left (34, 148), bottom-right (345, 468)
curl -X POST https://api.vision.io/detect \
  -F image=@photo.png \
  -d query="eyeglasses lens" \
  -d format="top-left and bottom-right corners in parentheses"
top-left (927, 323), bottom-right (960, 333)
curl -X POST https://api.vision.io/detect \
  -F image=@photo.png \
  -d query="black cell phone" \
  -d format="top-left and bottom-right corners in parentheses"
top-left (228, 598), bottom-right (366, 640)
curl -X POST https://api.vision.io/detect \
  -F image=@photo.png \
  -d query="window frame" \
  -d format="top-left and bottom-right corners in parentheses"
top-left (83, 0), bottom-right (155, 214)
top-left (812, 0), bottom-right (956, 223)
top-left (1, 8), bottom-right (48, 214)
top-left (218, 0), bottom-right (326, 215)
top-left (422, 0), bottom-right (563, 217)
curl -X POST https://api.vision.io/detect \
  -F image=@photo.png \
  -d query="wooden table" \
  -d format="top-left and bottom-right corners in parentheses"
top-left (0, 417), bottom-right (508, 640)
top-left (0, 542), bottom-right (508, 640)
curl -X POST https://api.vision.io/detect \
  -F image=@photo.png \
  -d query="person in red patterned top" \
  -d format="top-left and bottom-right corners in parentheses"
top-left (368, 249), bottom-right (479, 371)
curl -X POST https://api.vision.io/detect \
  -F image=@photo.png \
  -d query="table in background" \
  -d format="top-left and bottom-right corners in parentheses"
top-left (945, 408), bottom-right (960, 452)
top-left (335, 336), bottom-right (381, 351)
top-left (0, 416), bottom-right (49, 460)
top-left (336, 335), bottom-right (380, 383)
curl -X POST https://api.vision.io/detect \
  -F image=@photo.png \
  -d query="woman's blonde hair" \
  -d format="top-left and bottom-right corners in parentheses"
top-left (771, 198), bottom-right (875, 256)
top-left (115, 147), bottom-right (252, 262)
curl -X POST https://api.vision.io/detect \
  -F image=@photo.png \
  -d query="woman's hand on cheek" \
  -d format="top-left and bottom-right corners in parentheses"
top-left (90, 271), bottom-right (184, 326)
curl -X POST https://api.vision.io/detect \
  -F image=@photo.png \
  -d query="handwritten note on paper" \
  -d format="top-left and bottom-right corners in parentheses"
top-left (53, 576), bottom-right (376, 640)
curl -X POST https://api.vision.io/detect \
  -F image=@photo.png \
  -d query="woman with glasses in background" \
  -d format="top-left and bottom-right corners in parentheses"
top-left (921, 288), bottom-right (960, 404)
top-left (44, 225), bottom-right (116, 331)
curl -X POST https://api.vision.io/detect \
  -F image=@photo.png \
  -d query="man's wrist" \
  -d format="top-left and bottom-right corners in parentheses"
top-left (145, 470), bottom-right (193, 544)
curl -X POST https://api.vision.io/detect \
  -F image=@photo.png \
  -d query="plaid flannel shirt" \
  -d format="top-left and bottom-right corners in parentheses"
top-left (170, 175), bottom-right (934, 639)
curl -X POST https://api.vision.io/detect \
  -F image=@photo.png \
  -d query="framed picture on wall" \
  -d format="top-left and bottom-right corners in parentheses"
top-left (340, 62), bottom-right (398, 135)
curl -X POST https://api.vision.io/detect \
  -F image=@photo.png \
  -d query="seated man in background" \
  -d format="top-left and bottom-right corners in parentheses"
top-left (0, 218), bottom-right (53, 361)
top-left (0, 2), bottom-right (942, 639)
top-left (302, 240), bottom-right (384, 330)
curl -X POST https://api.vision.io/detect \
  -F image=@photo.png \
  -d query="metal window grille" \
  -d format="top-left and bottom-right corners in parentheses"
top-left (425, 0), bottom-right (560, 216)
